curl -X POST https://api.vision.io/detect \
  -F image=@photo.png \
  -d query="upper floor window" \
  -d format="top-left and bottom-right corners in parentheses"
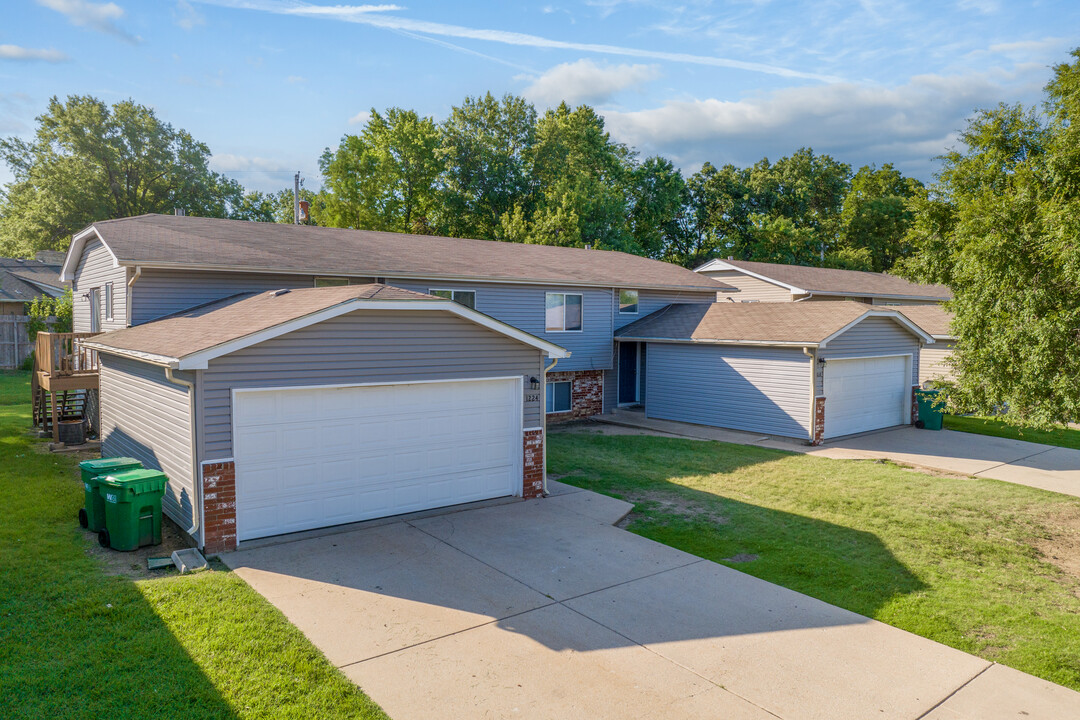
top-left (546, 292), bottom-right (583, 331)
top-left (430, 289), bottom-right (476, 310)
top-left (619, 289), bottom-right (639, 314)
top-left (314, 277), bottom-right (349, 287)
top-left (104, 282), bottom-right (114, 321)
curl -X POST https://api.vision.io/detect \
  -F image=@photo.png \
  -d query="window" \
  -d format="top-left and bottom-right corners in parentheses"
top-left (314, 277), bottom-right (349, 287)
top-left (619, 289), bottom-right (639, 314)
top-left (104, 282), bottom-right (114, 321)
top-left (546, 381), bottom-right (572, 413)
top-left (545, 293), bottom-right (583, 331)
top-left (430, 289), bottom-right (476, 310)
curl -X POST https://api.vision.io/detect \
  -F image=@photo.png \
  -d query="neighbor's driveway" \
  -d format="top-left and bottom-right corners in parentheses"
top-left (812, 426), bottom-right (1080, 498)
top-left (223, 485), bottom-right (1079, 720)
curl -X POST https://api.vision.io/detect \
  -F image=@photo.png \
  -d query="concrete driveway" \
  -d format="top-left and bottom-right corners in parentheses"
top-left (812, 426), bottom-right (1080, 498)
top-left (224, 485), bottom-right (1080, 720)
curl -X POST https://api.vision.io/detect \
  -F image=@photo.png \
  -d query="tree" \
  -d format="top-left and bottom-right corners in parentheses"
top-left (320, 108), bottom-right (443, 233)
top-left (839, 164), bottom-right (923, 272)
top-left (437, 93), bottom-right (536, 240)
top-left (0, 95), bottom-right (246, 256)
top-left (899, 49), bottom-right (1080, 427)
top-left (626, 156), bottom-right (688, 259)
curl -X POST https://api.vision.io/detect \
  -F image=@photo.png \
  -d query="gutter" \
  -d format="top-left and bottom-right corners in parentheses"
top-left (164, 366), bottom-right (201, 542)
top-left (541, 356), bottom-right (559, 496)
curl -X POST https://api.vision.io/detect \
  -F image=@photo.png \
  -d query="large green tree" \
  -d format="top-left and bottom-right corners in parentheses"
top-left (839, 164), bottom-right (923, 272)
top-left (900, 49), bottom-right (1080, 427)
top-left (0, 95), bottom-right (245, 256)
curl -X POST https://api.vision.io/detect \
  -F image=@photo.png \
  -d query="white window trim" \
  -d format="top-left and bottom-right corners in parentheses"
top-left (546, 380), bottom-right (573, 414)
top-left (104, 282), bottom-right (114, 321)
top-left (429, 288), bottom-right (477, 309)
top-left (619, 289), bottom-right (639, 315)
top-left (545, 292), bottom-right (584, 333)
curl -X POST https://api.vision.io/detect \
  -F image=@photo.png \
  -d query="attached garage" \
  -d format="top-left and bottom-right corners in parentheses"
top-left (615, 302), bottom-right (932, 444)
top-left (85, 284), bottom-right (568, 552)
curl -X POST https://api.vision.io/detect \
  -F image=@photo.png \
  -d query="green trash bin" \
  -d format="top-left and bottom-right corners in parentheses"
top-left (78, 457), bottom-right (143, 532)
top-left (97, 469), bottom-right (169, 551)
top-left (915, 389), bottom-right (945, 431)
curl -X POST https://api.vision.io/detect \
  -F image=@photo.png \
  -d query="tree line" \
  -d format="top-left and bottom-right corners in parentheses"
top-left (0, 94), bottom-right (922, 272)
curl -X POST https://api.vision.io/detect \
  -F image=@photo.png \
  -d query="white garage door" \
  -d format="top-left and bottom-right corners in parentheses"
top-left (823, 356), bottom-right (909, 439)
top-left (233, 378), bottom-right (522, 541)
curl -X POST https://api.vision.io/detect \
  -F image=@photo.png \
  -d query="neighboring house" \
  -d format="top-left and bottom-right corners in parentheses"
top-left (615, 302), bottom-right (934, 444)
top-left (694, 258), bottom-right (952, 305)
top-left (81, 284), bottom-right (570, 552)
top-left (0, 253), bottom-right (67, 369)
top-left (60, 214), bottom-right (729, 421)
top-left (896, 305), bottom-right (957, 385)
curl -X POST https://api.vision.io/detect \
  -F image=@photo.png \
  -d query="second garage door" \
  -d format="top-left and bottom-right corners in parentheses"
top-left (233, 378), bottom-right (522, 541)
top-left (823, 356), bottom-right (909, 439)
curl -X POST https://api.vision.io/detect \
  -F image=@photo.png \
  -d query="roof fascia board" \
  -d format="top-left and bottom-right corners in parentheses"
top-left (170, 298), bottom-right (569, 370)
top-left (818, 310), bottom-right (935, 348)
top-left (80, 343), bottom-right (180, 367)
top-left (797, 291), bottom-right (952, 302)
top-left (60, 226), bottom-right (119, 282)
top-left (694, 260), bottom-right (806, 294)
top-left (614, 335), bottom-right (820, 348)
top-left (102, 260), bottom-right (726, 294)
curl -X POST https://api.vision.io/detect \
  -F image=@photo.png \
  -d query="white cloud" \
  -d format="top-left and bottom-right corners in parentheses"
top-left (36, 0), bottom-right (140, 43)
top-left (520, 59), bottom-right (660, 107)
top-left (192, 0), bottom-right (842, 82)
top-left (601, 67), bottom-right (1048, 181)
top-left (173, 0), bottom-right (206, 30)
top-left (348, 110), bottom-right (372, 126)
top-left (0, 45), bottom-right (69, 62)
top-left (285, 75), bottom-right (307, 84)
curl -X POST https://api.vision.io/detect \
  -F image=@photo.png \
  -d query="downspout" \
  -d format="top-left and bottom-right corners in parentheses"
top-left (165, 366), bottom-right (201, 540)
top-left (794, 292), bottom-right (814, 302)
top-left (803, 347), bottom-right (816, 443)
top-left (542, 357), bottom-right (559, 496)
top-left (126, 266), bottom-right (141, 327)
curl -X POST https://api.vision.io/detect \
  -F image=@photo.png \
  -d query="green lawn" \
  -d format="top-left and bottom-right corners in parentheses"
top-left (549, 430), bottom-right (1080, 690)
top-left (944, 414), bottom-right (1080, 450)
top-left (0, 371), bottom-right (388, 719)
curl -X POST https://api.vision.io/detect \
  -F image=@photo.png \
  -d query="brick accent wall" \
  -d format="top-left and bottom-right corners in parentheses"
top-left (202, 461), bottom-right (237, 554)
top-left (911, 386), bottom-right (920, 425)
top-left (523, 428), bottom-right (545, 499)
top-left (812, 397), bottom-right (826, 445)
top-left (546, 369), bottom-right (603, 423)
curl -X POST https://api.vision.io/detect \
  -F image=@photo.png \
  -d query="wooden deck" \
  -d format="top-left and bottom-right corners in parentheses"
top-left (32, 332), bottom-right (100, 442)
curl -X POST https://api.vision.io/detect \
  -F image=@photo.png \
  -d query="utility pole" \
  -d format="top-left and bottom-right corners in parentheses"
top-left (293, 171), bottom-right (300, 225)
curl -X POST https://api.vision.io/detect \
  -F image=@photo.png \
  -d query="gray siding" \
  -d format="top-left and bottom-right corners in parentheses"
top-left (199, 310), bottom-right (544, 459)
top-left (919, 342), bottom-right (956, 385)
top-left (132, 269), bottom-right (326, 325)
top-left (73, 240), bottom-right (127, 332)
top-left (386, 278), bottom-right (612, 372)
top-left (698, 270), bottom-right (793, 302)
top-left (613, 289), bottom-right (715, 330)
top-left (99, 355), bottom-right (195, 529)
top-left (818, 316), bottom-right (921, 393)
top-left (645, 343), bottom-right (812, 438)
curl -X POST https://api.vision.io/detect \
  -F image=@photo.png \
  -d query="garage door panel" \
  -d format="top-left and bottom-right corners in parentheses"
top-left (233, 379), bottom-right (521, 541)
top-left (824, 356), bottom-right (908, 439)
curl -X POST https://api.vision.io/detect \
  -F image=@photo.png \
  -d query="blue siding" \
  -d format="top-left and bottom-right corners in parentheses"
top-left (818, 316), bottom-right (921, 392)
top-left (645, 343), bottom-right (812, 439)
top-left (387, 278), bottom-right (613, 372)
top-left (613, 289), bottom-right (715, 330)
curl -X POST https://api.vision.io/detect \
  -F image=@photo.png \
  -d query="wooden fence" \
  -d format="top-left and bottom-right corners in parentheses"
top-left (0, 315), bottom-right (32, 369)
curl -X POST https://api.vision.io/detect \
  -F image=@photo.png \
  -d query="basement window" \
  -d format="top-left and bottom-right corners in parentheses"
top-left (546, 381), bottom-right (572, 413)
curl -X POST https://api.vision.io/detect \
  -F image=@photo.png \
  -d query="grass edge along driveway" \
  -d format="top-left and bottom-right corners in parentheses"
top-left (0, 371), bottom-right (389, 720)
top-left (944, 414), bottom-right (1080, 451)
top-left (548, 429), bottom-right (1080, 692)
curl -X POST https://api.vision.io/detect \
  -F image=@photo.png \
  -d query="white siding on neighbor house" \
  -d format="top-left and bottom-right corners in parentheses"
top-left (386, 278), bottom-right (612, 373)
top-left (72, 240), bottom-right (127, 332)
top-left (817, 316), bottom-right (921, 394)
top-left (99, 355), bottom-right (195, 530)
top-left (919, 342), bottom-right (956, 385)
top-left (197, 309), bottom-right (545, 460)
top-left (644, 343), bottom-right (813, 438)
top-left (697, 270), bottom-right (794, 302)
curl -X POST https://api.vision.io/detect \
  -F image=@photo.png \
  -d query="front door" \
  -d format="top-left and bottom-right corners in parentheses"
top-left (618, 342), bottom-right (639, 405)
top-left (89, 288), bottom-right (101, 332)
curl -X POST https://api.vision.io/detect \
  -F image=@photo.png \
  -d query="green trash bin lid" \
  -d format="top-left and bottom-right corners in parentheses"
top-left (99, 468), bottom-right (169, 495)
top-left (79, 457), bottom-right (143, 473)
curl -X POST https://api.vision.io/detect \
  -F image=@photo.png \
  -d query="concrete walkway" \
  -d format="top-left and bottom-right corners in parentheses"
top-left (595, 410), bottom-right (1080, 499)
top-left (223, 487), bottom-right (1080, 720)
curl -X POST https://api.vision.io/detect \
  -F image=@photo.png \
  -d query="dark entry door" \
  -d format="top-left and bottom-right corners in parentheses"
top-left (618, 342), bottom-right (638, 404)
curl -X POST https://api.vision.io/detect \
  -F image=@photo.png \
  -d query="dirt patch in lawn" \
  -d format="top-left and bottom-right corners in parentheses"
top-left (82, 515), bottom-right (197, 580)
top-left (1032, 507), bottom-right (1080, 593)
top-left (623, 490), bottom-right (730, 526)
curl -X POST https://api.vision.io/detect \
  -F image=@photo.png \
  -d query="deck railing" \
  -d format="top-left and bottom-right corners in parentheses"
top-left (35, 332), bottom-right (100, 376)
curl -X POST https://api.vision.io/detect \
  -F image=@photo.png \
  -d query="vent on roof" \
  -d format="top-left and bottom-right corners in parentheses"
top-left (270, 289), bottom-right (291, 297)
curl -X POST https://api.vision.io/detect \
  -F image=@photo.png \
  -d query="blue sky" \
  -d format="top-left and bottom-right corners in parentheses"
top-left (1, 0), bottom-right (1076, 194)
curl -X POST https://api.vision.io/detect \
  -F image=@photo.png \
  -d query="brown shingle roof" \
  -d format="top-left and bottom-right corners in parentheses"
top-left (79, 214), bottom-right (730, 292)
top-left (616, 301), bottom-right (924, 345)
top-left (711, 259), bottom-right (951, 300)
top-left (895, 304), bottom-right (955, 339)
top-left (84, 284), bottom-right (437, 360)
